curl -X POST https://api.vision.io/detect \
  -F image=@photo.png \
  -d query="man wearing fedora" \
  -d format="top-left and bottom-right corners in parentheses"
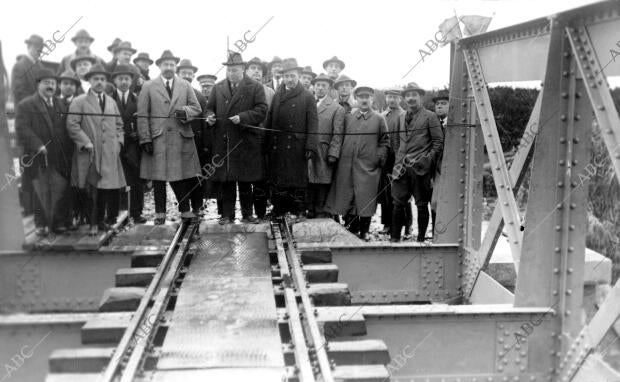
top-left (390, 82), bottom-right (443, 242)
top-left (323, 56), bottom-right (345, 100)
top-left (326, 86), bottom-right (389, 241)
top-left (307, 73), bottom-right (344, 218)
top-left (265, 58), bottom-right (318, 221)
top-left (58, 70), bottom-right (80, 108)
top-left (110, 65), bottom-right (146, 224)
top-left (177, 58), bottom-right (208, 214)
top-left (430, 89), bottom-right (449, 236)
top-left (267, 56), bottom-right (283, 90)
top-left (106, 42), bottom-right (142, 92)
top-left (12, 34), bottom-right (47, 106)
top-left (205, 52), bottom-right (268, 224)
top-left (138, 50), bottom-right (202, 224)
top-left (245, 57), bottom-right (274, 221)
top-left (333, 74), bottom-right (357, 114)
top-left (106, 38), bottom-right (122, 67)
top-left (67, 64), bottom-right (126, 235)
top-left (58, 29), bottom-right (105, 74)
top-left (380, 88), bottom-right (412, 237)
top-left (134, 53), bottom-right (153, 82)
top-left (15, 69), bottom-right (74, 235)
top-left (300, 66), bottom-right (316, 94)
top-left (70, 54), bottom-right (97, 95)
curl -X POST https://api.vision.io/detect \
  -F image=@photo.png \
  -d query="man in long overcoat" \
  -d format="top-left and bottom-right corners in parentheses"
top-left (265, 58), bottom-right (318, 220)
top-left (57, 29), bottom-right (105, 75)
top-left (390, 82), bottom-right (444, 242)
top-left (16, 69), bottom-right (73, 235)
top-left (206, 52), bottom-right (267, 224)
top-left (325, 86), bottom-right (389, 240)
top-left (110, 65), bottom-right (145, 223)
top-left (67, 64), bottom-right (126, 235)
top-left (307, 73), bottom-right (344, 218)
top-left (137, 50), bottom-right (202, 223)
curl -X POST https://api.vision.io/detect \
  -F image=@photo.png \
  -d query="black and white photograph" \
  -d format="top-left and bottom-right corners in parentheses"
top-left (0, 0), bottom-right (620, 380)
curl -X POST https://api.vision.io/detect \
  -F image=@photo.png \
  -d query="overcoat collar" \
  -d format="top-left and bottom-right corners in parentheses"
top-left (279, 82), bottom-right (304, 104)
top-left (35, 94), bottom-right (53, 131)
top-left (354, 108), bottom-right (374, 120)
top-left (317, 95), bottom-right (333, 114)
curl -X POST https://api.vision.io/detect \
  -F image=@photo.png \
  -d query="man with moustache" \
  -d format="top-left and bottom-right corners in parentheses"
top-left (265, 58), bottom-right (318, 221)
top-left (380, 88), bottom-right (412, 237)
top-left (323, 56), bottom-right (345, 100)
top-left (111, 65), bottom-right (146, 224)
top-left (177, 58), bottom-right (208, 214)
top-left (67, 64), bottom-right (126, 235)
top-left (58, 30), bottom-right (105, 74)
top-left (15, 69), bottom-right (73, 235)
top-left (334, 74), bottom-right (357, 114)
top-left (106, 42), bottom-right (142, 92)
top-left (390, 82), bottom-right (443, 242)
top-left (245, 57), bottom-right (274, 220)
top-left (206, 52), bottom-right (268, 225)
top-left (307, 73), bottom-right (344, 218)
top-left (326, 86), bottom-right (389, 241)
top-left (267, 56), bottom-right (283, 90)
top-left (138, 50), bottom-right (203, 224)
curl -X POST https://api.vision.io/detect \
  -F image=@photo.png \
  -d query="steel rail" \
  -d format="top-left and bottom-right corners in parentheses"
top-left (99, 220), bottom-right (191, 382)
top-left (271, 221), bottom-right (316, 382)
top-left (281, 217), bottom-right (334, 382)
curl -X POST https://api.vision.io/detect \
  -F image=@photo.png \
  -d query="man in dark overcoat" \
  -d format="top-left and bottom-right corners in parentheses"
top-left (111, 65), bottom-right (146, 223)
top-left (325, 86), bottom-right (389, 241)
top-left (15, 69), bottom-right (73, 235)
top-left (390, 82), bottom-right (444, 242)
top-left (205, 52), bottom-right (268, 225)
top-left (265, 58), bottom-right (318, 220)
top-left (307, 73), bottom-right (344, 218)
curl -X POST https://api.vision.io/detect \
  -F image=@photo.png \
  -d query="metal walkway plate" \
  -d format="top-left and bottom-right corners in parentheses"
top-left (155, 230), bottom-right (285, 375)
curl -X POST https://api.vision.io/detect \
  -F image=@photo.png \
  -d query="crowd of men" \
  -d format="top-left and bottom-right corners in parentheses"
top-left (11, 30), bottom-right (448, 242)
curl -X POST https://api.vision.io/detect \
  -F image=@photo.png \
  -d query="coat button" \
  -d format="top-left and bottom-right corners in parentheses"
top-left (286, 145), bottom-right (290, 149)
top-left (223, 134), bottom-right (227, 138)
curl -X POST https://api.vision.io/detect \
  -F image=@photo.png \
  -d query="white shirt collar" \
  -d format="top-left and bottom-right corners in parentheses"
top-left (117, 89), bottom-right (128, 98)
top-left (161, 75), bottom-right (173, 86)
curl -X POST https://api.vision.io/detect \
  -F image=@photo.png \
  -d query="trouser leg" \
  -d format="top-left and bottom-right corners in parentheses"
top-left (238, 181), bottom-right (254, 218)
top-left (306, 183), bottom-right (317, 217)
top-left (169, 179), bottom-right (190, 213)
top-left (315, 184), bottom-right (330, 217)
top-left (391, 172), bottom-right (413, 241)
top-left (153, 180), bottom-right (167, 215)
top-left (95, 188), bottom-right (106, 225)
top-left (130, 181), bottom-right (144, 218)
top-left (411, 171), bottom-right (433, 242)
top-left (216, 181), bottom-right (236, 219)
top-left (359, 216), bottom-right (371, 237)
top-left (187, 177), bottom-right (202, 213)
top-left (416, 202), bottom-right (430, 242)
top-left (252, 181), bottom-right (267, 219)
top-left (106, 189), bottom-right (120, 224)
top-left (293, 188), bottom-right (307, 216)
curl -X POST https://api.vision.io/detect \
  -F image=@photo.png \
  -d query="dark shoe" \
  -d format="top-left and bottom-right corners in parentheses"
top-left (35, 227), bottom-right (48, 237)
top-left (379, 226), bottom-right (391, 235)
top-left (154, 217), bottom-right (165, 225)
top-left (360, 232), bottom-right (370, 242)
top-left (98, 222), bottom-right (111, 232)
top-left (218, 217), bottom-right (232, 225)
top-left (89, 225), bottom-right (98, 236)
top-left (132, 215), bottom-right (147, 224)
top-left (52, 225), bottom-right (67, 234)
top-left (241, 216), bottom-right (259, 224)
top-left (390, 237), bottom-right (400, 243)
top-left (404, 226), bottom-right (412, 239)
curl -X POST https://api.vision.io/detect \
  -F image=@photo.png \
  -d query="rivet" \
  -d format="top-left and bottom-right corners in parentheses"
top-left (559, 137), bottom-right (566, 143)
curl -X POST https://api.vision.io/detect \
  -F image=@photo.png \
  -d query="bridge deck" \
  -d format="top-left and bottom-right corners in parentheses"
top-left (152, 228), bottom-right (286, 381)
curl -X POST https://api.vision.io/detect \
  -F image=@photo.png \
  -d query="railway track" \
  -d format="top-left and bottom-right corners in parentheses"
top-left (46, 217), bottom-right (389, 382)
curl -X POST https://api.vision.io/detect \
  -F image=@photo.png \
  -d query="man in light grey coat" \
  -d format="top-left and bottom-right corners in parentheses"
top-left (137, 50), bottom-right (202, 223)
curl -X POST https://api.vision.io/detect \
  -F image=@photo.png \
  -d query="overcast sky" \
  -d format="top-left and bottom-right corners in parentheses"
top-left (1, 0), bottom-right (609, 90)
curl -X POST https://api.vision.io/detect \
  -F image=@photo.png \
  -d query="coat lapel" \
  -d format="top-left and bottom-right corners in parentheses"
top-left (318, 96), bottom-right (332, 114)
top-left (36, 96), bottom-right (53, 132)
top-left (86, 92), bottom-right (105, 123)
top-left (170, 75), bottom-right (182, 109)
top-left (156, 77), bottom-right (172, 109)
top-left (227, 77), bottom-right (248, 113)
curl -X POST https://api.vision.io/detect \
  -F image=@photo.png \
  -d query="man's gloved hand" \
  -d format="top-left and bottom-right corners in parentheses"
top-left (305, 150), bottom-right (315, 160)
top-left (141, 142), bottom-right (154, 155)
top-left (327, 155), bottom-right (337, 165)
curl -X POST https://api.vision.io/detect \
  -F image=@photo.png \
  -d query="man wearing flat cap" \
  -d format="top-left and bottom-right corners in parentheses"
top-left (58, 29), bottom-right (105, 74)
top-left (390, 82), bottom-right (443, 242)
top-left (334, 74), bottom-right (357, 114)
top-left (307, 73), bottom-right (344, 218)
top-left (67, 64), bottom-right (126, 235)
top-left (205, 51), bottom-right (268, 225)
top-left (16, 69), bottom-right (73, 235)
top-left (265, 58), bottom-right (318, 221)
top-left (138, 50), bottom-right (203, 224)
top-left (430, 89), bottom-right (449, 236)
top-left (379, 88), bottom-right (411, 237)
top-left (12, 34), bottom-right (46, 106)
top-left (110, 65), bottom-right (145, 224)
top-left (326, 86), bottom-right (389, 241)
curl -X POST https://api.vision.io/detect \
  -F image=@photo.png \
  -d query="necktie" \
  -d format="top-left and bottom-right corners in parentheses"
top-left (121, 92), bottom-right (126, 107)
top-left (46, 97), bottom-right (53, 108)
top-left (98, 93), bottom-right (105, 112)
top-left (165, 80), bottom-right (172, 98)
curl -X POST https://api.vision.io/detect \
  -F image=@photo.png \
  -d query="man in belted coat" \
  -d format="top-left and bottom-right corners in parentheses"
top-left (67, 64), bottom-right (126, 235)
top-left (390, 82), bottom-right (444, 242)
top-left (206, 52), bottom-right (268, 225)
top-left (137, 50), bottom-right (202, 224)
top-left (110, 64), bottom-right (146, 223)
top-left (15, 69), bottom-right (73, 235)
top-left (265, 58), bottom-right (318, 220)
top-left (307, 73), bottom-right (344, 218)
top-left (325, 86), bottom-right (389, 241)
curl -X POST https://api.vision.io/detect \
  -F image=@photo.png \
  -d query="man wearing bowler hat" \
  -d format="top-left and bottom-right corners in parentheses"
top-left (326, 86), bottom-right (389, 241)
top-left (67, 64), bottom-right (126, 235)
top-left (12, 34), bottom-right (46, 106)
top-left (430, 89), bottom-right (449, 236)
top-left (390, 82), bottom-right (443, 242)
top-left (265, 58), bottom-right (318, 221)
top-left (110, 65), bottom-right (146, 224)
top-left (307, 73), bottom-right (344, 218)
top-left (205, 51), bottom-right (268, 224)
top-left (58, 29), bottom-right (105, 74)
top-left (138, 50), bottom-right (203, 224)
